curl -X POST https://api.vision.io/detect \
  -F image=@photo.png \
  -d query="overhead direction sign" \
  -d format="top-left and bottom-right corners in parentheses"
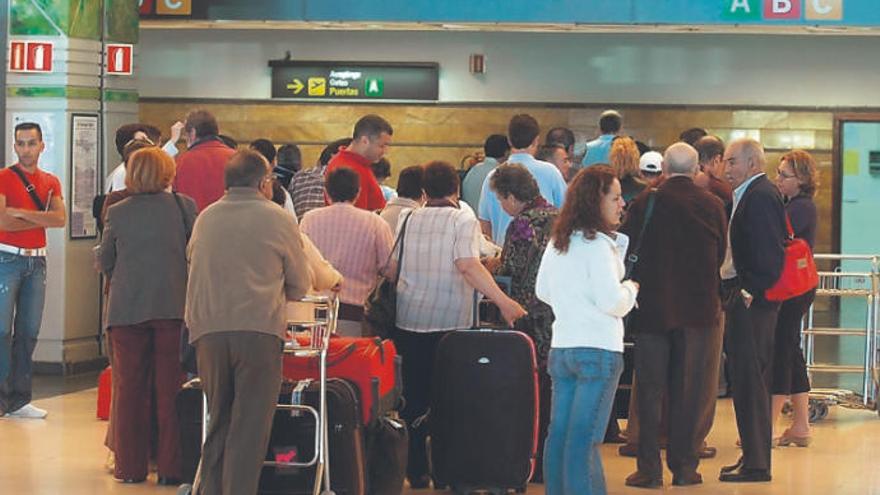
top-left (269, 61), bottom-right (439, 101)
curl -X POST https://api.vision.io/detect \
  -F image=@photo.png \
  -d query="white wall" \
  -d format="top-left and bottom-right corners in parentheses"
top-left (138, 29), bottom-right (880, 107)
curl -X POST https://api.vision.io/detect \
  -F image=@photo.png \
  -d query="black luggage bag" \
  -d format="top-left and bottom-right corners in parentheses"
top-left (176, 381), bottom-right (203, 485)
top-left (259, 378), bottom-right (367, 495)
top-left (430, 329), bottom-right (539, 493)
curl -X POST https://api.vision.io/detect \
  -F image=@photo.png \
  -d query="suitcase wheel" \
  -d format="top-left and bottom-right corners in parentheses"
top-left (176, 484), bottom-right (193, 495)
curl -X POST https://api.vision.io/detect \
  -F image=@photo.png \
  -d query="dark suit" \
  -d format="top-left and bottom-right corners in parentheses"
top-left (621, 176), bottom-right (727, 478)
top-left (725, 174), bottom-right (786, 472)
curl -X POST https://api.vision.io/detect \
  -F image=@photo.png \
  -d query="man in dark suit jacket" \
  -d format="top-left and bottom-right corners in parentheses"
top-left (621, 143), bottom-right (727, 488)
top-left (718, 138), bottom-right (786, 483)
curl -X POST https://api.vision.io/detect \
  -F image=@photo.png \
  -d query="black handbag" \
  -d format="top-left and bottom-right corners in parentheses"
top-left (363, 212), bottom-right (413, 339)
top-left (623, 191), bottom-right (656, 335)
top-left (171, 193), bottom-right (198, 374)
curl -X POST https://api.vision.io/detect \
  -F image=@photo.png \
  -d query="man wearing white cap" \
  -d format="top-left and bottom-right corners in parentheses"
top-left (639, 151), bottom-right (663, 181)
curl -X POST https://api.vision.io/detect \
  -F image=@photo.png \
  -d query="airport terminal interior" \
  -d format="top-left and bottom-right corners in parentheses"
top-left (2, 1), bottom-right (880, 494)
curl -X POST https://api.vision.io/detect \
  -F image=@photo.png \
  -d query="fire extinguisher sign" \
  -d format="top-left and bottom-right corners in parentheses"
top-left (106, 44), bottom-right (134, 76)
top-left (8, 41), bottom-right (54, 73)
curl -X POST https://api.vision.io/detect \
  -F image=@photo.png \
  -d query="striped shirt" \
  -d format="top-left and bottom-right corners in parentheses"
top-left (300, 203), bottom-right (394, 306)
top-left (395, 205), bottom-right (481, 332)
top-left (289, 165), bottom-right (327, 219)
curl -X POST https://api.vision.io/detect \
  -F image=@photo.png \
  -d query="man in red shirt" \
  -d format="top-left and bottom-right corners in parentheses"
top-left (174, 110), bottom-right (235, 212)
top-left (326, 114), bottom-right (392, 211)
top-left (0, 122), bottom-right (67, 419)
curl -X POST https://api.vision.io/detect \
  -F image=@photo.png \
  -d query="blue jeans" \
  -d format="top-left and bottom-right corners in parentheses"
top-left (543, 347), bottom-right (623, 495)
top-left (0, 253), bottom-right (47, 413)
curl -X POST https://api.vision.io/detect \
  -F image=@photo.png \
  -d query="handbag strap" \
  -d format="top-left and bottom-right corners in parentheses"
top-left (383, 210), bottom-right (414, 281)
top-left (10, 165), bottom-right (46, 211)
top-left (784, 213), bottom-right (795, 241)
top-left (172, 192), bottom-right (192, 241)
top-left (624, 189), bottom-right (656, 279)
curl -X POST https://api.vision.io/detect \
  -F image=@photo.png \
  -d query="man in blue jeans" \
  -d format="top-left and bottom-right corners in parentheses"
top-left (0, 122), bottom-right (67, 419)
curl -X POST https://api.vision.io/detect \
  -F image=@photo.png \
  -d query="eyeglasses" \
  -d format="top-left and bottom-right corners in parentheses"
top-left (776, 168), bottom-right (796, 179)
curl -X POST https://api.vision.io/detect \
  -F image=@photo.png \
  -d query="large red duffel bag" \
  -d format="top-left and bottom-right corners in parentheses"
top-left (97, 366), bottom-right (112, 420)
top-left (283, 336), bottom-right (401, 426)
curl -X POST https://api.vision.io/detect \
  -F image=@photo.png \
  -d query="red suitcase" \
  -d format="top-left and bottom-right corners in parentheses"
top-left (283, 336), bottom-right (401, 426)
top-left (97, 366), bottom-right (112, 420)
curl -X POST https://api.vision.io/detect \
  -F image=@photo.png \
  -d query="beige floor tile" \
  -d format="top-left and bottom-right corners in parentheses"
top-left (1, 389), bottom-right (878, 494)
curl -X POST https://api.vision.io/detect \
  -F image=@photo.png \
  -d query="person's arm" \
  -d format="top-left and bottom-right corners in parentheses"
top-left (455, 257), bottom-right (526, 325)
top-left (6, 194), bottom-right (66, 228)
top-left (0, 194), bottom-right (40, 231)
top-left (281, 217), bottom-right (311, 301)
top-left (741, 191), bottom-right (787, 292)
top-left (374, 219), bottom-right (395, 279)
top-left (98, 213), bottom-right (118, 274)
top-left (477, 170), bottom-right (495, 241)
top-left (588, 243), bottom-right (639, 318)
top-left (162, 121), bottom-right (184, 158)
top-left (302, 233), bottom-right (342, 291)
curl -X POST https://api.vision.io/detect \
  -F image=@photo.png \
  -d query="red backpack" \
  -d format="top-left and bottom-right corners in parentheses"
top-left (765, 215), bottom-right (818, 302)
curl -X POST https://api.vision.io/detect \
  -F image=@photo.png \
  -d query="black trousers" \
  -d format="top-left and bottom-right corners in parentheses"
top-left (391, 328), bottom-right (449, 481)
top-left (772, 289), bottom-right (815, 395)
top-left (634, 321), bottom-right (723, 478)
top-left (727, 297), bottom-right (780, 471)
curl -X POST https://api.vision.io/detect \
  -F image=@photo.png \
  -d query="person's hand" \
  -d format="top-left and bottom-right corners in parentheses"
top-left (330, 282), bottom-right (342, 293)
top-left (499, 298), bottom-right (527, 327)
top-left (630, 281), bottom-right (640, 291)
top-left (170, 121), bottom-right (185, 143)
top-left (6, 208), bottom-right (25, 218)
top-left (482, 255), bottom-right (501, 273)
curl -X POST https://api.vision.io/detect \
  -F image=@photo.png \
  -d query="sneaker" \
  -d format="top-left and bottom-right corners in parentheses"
top-left (7, 403), bottom-right (48, 419)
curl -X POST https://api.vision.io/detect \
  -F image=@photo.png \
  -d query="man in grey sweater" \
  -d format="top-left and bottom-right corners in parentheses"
top-left (186, 149), bottom-right (310, 495)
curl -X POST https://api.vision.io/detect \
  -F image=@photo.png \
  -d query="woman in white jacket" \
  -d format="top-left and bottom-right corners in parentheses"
top-left (536, 165), bottom-right (639, 495)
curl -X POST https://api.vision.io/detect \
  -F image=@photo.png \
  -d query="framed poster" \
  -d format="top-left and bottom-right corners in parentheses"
top-left (69, 114), bottom-right (100, 239)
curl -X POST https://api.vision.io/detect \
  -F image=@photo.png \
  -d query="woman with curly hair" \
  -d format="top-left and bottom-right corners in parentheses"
top-left (536, 165), bottom-right (639, 495)
top-left (486, 163), bottom-right (558, 481)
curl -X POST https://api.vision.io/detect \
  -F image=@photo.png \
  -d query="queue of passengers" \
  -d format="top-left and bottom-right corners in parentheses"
top-left (88, 108), bottom-right (818, 494)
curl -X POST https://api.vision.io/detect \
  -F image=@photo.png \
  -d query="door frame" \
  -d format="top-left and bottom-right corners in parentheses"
top-left (832, 113), bottom-right (880, 254)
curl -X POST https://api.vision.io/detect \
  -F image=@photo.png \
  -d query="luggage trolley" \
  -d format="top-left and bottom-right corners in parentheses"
top-left (177, 294), bottom-right (339, 495)
top-left (801, 254), bottom-right (880, 422)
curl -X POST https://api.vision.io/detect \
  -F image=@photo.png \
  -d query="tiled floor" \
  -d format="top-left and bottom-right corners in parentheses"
top-left (2, 378), bottom-right (880, 494)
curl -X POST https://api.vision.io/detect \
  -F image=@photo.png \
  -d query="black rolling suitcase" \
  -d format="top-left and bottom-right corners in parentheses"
top-left (259, 378), bottom-right (367, 495)
top-left (430, 325), bottom-right (539, 493)
top-left (176, 379), bottom-right (204, 485)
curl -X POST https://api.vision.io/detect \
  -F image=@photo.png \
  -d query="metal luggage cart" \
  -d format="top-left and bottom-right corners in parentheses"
top-left (178, 294), bottom-right (339, 495)
top-left (801, 254), bottom-right (880, 422)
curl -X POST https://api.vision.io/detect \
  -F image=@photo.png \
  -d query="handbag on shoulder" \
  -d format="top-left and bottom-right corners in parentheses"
top-left (363, 211), bottom-right (413, 339)
top-left (765, 215), bottom-right (818, 302)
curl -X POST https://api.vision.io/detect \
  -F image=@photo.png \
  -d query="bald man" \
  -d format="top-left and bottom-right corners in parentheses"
top-left (620, 143), bottom-right (728, 488)
top-left (717, 138), bottom-right (786, 483)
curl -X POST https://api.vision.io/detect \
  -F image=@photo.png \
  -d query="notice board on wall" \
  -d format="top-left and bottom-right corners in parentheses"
top-left (269, 60), bottom-right (439, 101)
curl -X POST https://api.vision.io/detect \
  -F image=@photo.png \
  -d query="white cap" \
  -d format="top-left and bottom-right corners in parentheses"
top-left (639, 151), bottom-right (663, 173)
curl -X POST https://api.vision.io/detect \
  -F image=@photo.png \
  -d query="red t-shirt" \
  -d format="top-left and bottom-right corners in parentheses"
top-left (0, 165), bottom-right (63, 249)
top-left (326, 149), bottom-right (386, 211)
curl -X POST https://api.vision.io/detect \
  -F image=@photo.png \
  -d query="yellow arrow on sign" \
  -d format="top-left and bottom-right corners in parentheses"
top-left (286, 79), bottom-right (304, 94)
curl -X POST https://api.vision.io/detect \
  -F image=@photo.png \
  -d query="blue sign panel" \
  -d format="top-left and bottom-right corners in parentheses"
top-left (185, 0), bottom-right (880, 27)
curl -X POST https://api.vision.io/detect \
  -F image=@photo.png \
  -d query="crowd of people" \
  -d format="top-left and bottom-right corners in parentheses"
top-left (0, 106), bottom-right (819, 495)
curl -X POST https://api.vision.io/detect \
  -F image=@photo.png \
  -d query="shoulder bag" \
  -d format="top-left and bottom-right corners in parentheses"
top-left (363, 211), bottom-right (414, 339)
top-left (765, 214), bottom-right (818, 302)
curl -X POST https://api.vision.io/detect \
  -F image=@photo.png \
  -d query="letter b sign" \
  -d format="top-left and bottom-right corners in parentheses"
top-left (764, 0), bottom-right (802, 18)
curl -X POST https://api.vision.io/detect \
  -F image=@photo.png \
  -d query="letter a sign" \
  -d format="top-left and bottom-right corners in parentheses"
top-left (106, 44), bottom-right (134, 75)
top-left (724, 0), bottom-right (761, 20)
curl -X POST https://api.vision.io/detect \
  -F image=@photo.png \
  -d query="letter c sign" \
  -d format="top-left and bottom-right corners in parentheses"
top-left (156, 0), bottom-right (191, 15)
